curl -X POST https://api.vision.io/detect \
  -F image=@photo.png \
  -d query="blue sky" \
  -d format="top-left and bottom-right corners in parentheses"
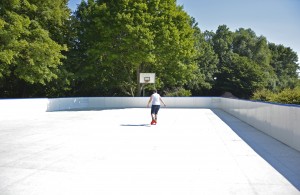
top-left (68, 0), bottom-right (300, 63)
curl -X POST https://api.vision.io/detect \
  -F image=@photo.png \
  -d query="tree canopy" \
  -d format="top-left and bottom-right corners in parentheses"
top-left (69, 0), bottom-right (198, 96)
top-left (0, 0), bottom-right (69, 97)
top-left (0, 0), bottom-right (299, 99)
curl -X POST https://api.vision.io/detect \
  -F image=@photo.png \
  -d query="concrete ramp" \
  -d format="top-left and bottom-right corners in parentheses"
top-left (0, 108), bottom-right (299, 195)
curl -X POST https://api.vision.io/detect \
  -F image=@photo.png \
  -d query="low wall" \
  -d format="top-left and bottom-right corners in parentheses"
top-left (0, 97), bottom-right (219, 113)
top-left (47, 97), bottom-right (220, 111)
top-left (219, 98), bottom-right (300, 152)
top-left (47, 97), bottom-right (147, 111)
top-left (0, 97), bottom-right (299, 152)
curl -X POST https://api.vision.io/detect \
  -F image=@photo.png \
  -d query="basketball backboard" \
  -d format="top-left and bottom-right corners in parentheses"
top-left (139, 73), bottom-right (155, 84)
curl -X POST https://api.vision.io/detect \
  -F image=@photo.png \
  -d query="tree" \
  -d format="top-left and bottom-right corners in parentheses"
top-left (147, 1), bottom-right (198, 96)
top-left (211, 25), bottom-right (234, 95)
top-left (218, 53), bottom-right (265, 98)
top-left (70, 0), bottom-right (197, 96)
top-left (268, 43), bottom-right (299, 90)
top-left (212, 25), bottom-right (234, 61)
top-left (0, 0), bottom-right (69, 97)
top-left (190, 24), bottom-right (218, 95)
top-left (210, 26), bottom-right (271, 97)
top-left (232, 28), bottom-right (275, 90)
top-left (70, 0), bottom-right (156, 96)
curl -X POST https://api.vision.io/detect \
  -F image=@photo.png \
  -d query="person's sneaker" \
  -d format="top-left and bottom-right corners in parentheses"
top-left (153, 120), bottom-right (157, 125)
top-left (151, 120), bottom-right (155, 125)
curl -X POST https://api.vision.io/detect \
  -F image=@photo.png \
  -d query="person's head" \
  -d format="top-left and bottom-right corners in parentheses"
top-left (153, 89), bottom-right (157, 94)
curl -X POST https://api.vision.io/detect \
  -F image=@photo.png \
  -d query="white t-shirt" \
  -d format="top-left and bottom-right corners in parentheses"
top-left (152, 93), bottom-right (161, 105)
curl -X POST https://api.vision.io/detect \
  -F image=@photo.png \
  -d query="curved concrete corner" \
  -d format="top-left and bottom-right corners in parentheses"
top-left (219, 98), bottom-right (300, 152)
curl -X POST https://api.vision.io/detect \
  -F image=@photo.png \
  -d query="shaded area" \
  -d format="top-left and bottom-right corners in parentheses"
top-left (212, 109), bottom-right (300, 190)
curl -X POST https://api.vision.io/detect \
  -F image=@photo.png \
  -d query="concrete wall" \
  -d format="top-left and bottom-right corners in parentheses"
top-left (46, 97), bottom-right (220, 111)
top-left (0, 97), bottom-right (299, 151)
top-left (0, 97), bottom-right (218, 113)
top-left (219, 98), bottom-right (300, 152)
top-left (47, 97), bottom-right (147, 111)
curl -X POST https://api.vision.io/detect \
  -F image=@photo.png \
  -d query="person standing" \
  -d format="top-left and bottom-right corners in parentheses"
top-left (147, 90), bottom-right (166, 125)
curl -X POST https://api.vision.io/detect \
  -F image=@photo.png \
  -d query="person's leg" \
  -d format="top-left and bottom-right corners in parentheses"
top-left (154, 105), bottom-right (160, 124)
top-left (151, 105), bottom-right (156, 124)
top-left (151, 114), bottom-right (155, 121)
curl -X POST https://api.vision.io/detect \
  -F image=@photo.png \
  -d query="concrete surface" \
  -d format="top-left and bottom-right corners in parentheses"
top-left (0, 108), bottom-right (299, 195)
top-left (2, 97), bottom-right (300, 152)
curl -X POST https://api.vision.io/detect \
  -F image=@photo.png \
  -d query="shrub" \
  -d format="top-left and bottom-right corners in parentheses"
top-left (272, 88), bottom-right (300, 105)
top-left (164, 88), bottom-right (192, 97)
top-left (252, 87), bottom-right (300, 105)
top-left (251, 89), bottom-right (275, 102)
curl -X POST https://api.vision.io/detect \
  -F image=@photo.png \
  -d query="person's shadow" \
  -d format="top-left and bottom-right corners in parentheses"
top-left (120, 124), bottom-right (151, 127)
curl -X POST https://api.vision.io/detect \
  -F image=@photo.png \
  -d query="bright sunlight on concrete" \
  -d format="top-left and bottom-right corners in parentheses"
top-left (0, 108), bottom-right (299, 195)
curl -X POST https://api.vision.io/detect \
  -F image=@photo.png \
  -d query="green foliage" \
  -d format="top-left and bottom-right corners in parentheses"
top-left (209, 25), bottom-right (299, 98)
top-left (70, 0), bottom-right (198, 96)
top-left (164, 87), bottom-right (192, 97)
top-left (233, 28), bottom-right (271, 67)
top-left (212, 25), bottom-right (234, 58)
top-left (0, 0), bottom-right (70, 97)
top-left (191, 23), bottom-right (218, 95)
top-left (70, 0), bottom-right (157, 96)
top-left (211, 25), bottom-right (269, 98)
top-left (268, 43), bottom-right (299, 91)
top-left (0, 1), bottom-right (299, 98)
top-left (251, 88), bottom-right (275, 102)
top-left (272, 88), bottom-right (300, 105)
top-left (252, 87), bottom-right (300, 105)
top-left (232, 28), bottom-right (276, 90)
top-left (215, 53), bottom-right (265, 98)
top-left (151, 2), bottom-right (198, 92)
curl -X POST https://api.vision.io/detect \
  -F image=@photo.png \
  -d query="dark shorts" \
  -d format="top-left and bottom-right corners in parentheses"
top-left (151, 105), bottom-right (160, 114)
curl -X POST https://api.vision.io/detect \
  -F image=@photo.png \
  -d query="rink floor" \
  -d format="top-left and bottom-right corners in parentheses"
top-left (0, 108), bottom-right (299, 195)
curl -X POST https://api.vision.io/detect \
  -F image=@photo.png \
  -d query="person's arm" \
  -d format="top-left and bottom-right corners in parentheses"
top-left (147, 95), bottom-right (153, 107)
top-left (159, 97), bottom-right (166, 107)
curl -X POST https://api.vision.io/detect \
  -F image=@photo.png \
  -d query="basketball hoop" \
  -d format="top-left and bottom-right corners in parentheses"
top-left (144, 77), bottom-right (150, 83)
